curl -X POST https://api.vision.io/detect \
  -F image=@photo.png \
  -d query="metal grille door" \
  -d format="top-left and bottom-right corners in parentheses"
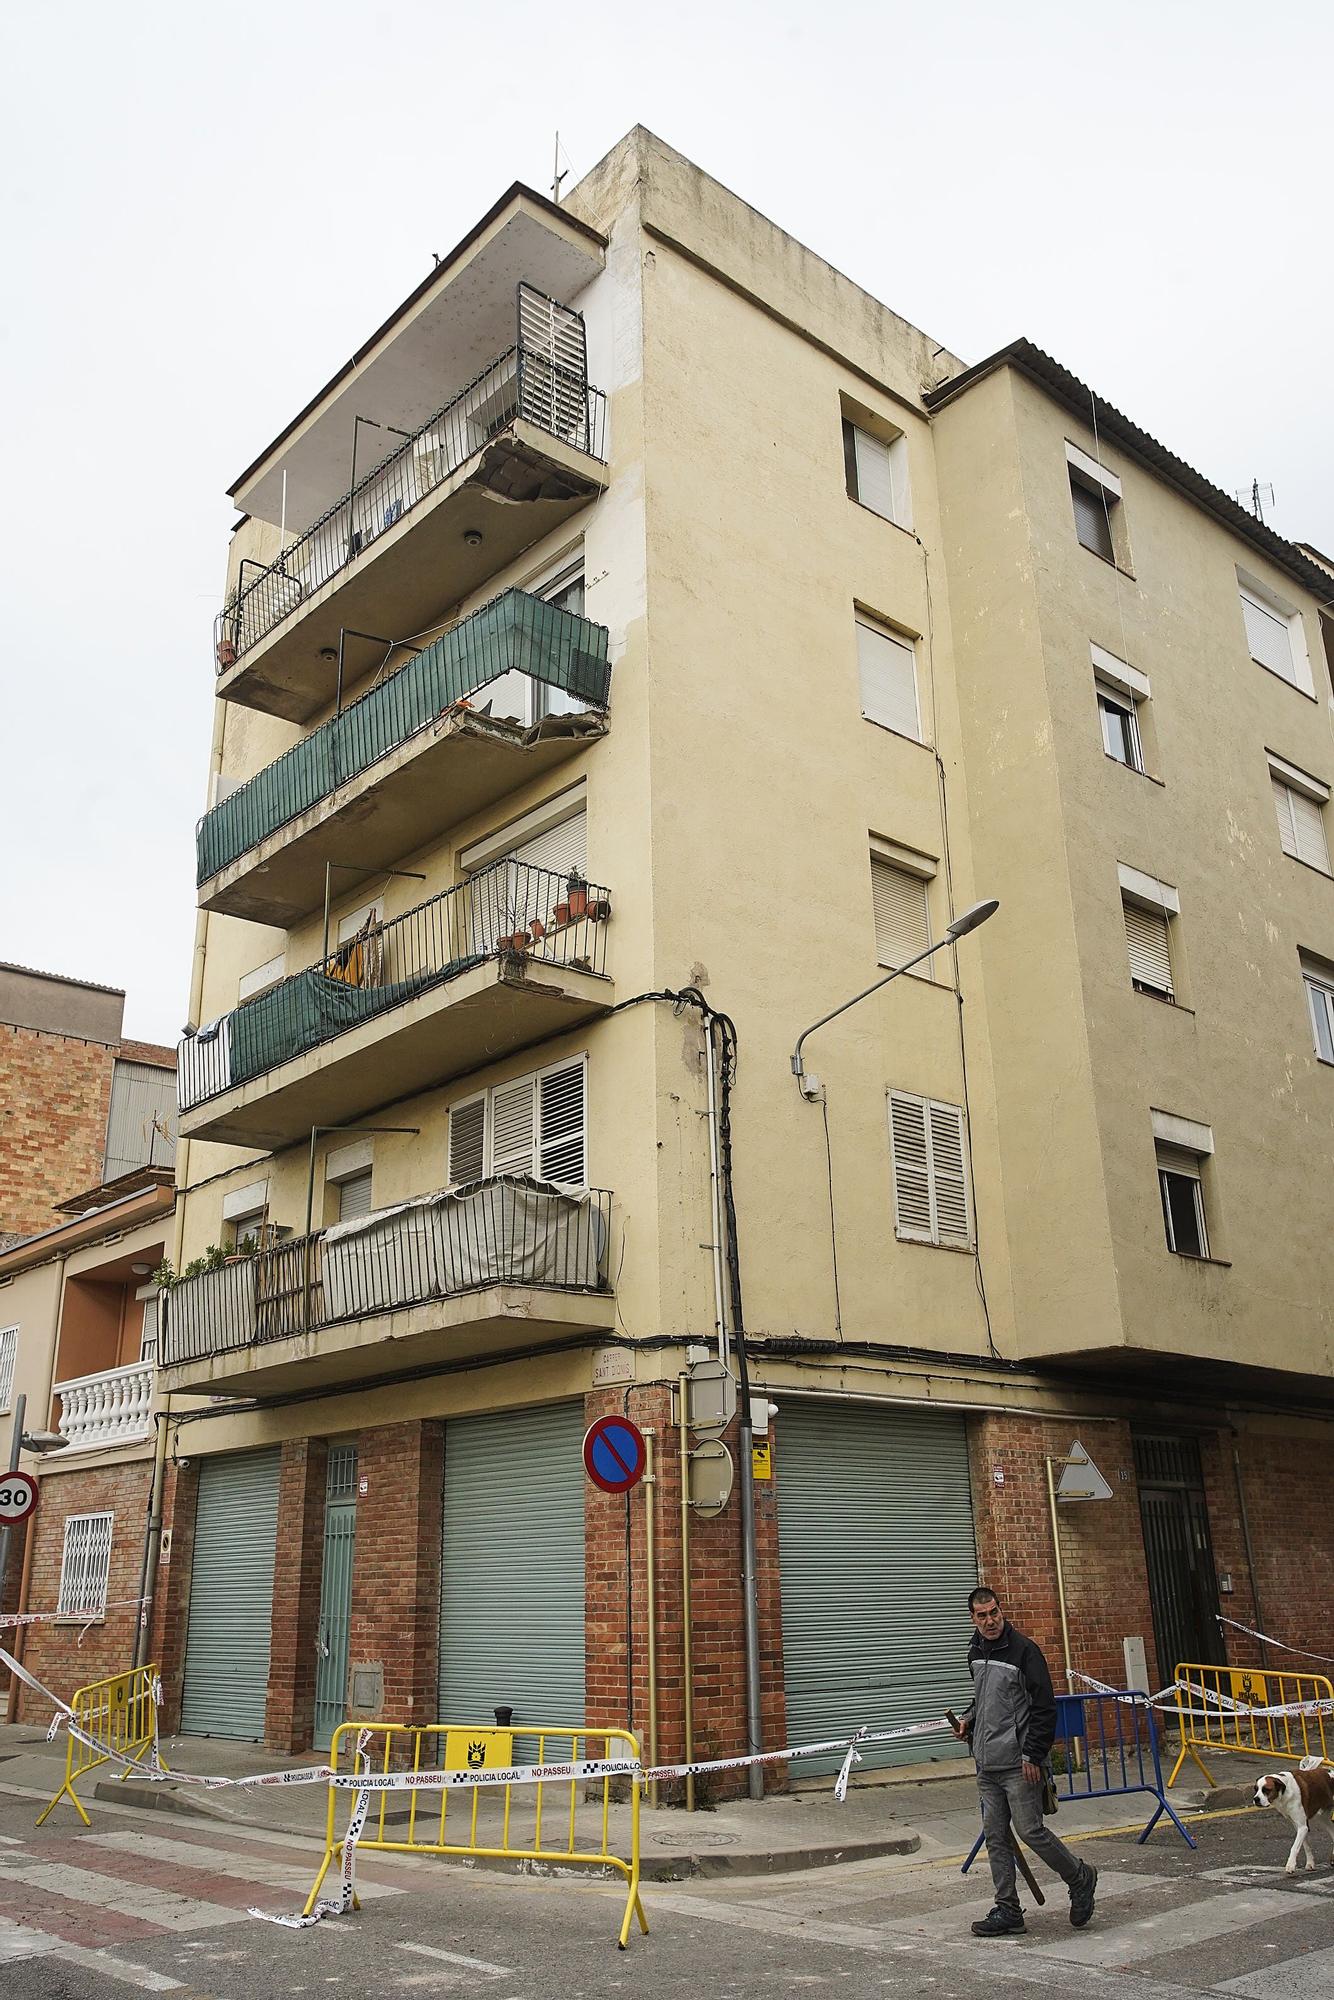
top-left (777, 1402), bottom-right (978, 1775)
top-left (1134, 1434), bottom-right (1225, 1680)
top-left (181, 1448), bottom-right (281, 1740)
top-left (314, 1446), bottom-right (358, 1751)
top-left (437, 1402), bottom-right (585, 1727)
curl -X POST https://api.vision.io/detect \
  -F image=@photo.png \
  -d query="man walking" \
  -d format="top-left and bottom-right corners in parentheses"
top-left (952, 1586), bottom-right (1097, 1936)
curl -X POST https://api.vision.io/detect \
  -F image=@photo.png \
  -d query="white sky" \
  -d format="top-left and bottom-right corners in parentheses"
top-left (2, 0), bottom-right (1329, 1044)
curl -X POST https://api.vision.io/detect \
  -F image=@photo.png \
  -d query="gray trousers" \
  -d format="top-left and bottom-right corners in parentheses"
top-left (978, 1769), bottom-right (1084, 1914)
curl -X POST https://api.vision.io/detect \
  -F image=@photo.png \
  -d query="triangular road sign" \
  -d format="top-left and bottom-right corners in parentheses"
top-left (1056, 1439), bottom-right (1113, 1502)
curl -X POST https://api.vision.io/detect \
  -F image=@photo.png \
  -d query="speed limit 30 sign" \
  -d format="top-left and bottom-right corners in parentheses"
top-left (0, 1470), bottom-right (38, 1526)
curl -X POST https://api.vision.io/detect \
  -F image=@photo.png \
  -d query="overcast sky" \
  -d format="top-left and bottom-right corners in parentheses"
top-left (3, 0), bottom-right (1329, 1045)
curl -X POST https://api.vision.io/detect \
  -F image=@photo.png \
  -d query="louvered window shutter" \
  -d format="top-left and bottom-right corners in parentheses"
top-left (1272, 776), bottom-right (1299, 858)
top-left (1243, 593), bottom-right (1295, 681)
top-left (139, 1295), bottom-right (159, 1365)
top-left (1071, 477), bottom-right (1114, 560)
top-left (872, 860), bottom-right (930, 968)
top-left (928, 1102), bottom-right (971, 1247)
top-left (856, 622), bottom-right (920, 740)
top-left (889, 1093), bottom-right (933, 1241)
top-left (1290, 789), bottom-right (1330, 872)
top-left (490, 1076), bottom-right (537, 1176)
top-left (538, 1062), bottom-right (586, 1186)
top-left (448, 1098), bottom-right (486, 1184)
top-left (338, 1171), bottom-right (374, 1222)
top-left (1124, 900), bottom-right (1173, 996)
top-left (852, 427), bottom-right (896, 521)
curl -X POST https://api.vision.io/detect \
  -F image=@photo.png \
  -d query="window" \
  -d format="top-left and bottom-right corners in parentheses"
top-left (221, 1176), bottom-right (269, 1252)
top-left (135, 1288), bottom-right (159, 1366)
top-left (871, 856), bottom-right (931, 969)
top-left (57, 1512), bottom-right (113, 1619)
top-left (856, 615), bottom-right (921, 741)
top-left (464, 797), bottom-right (588, 951)
top-left (888, 1092), bottom-right (971, 1249)
top-left (238, 953), bottom-right (285, 1004)
top-left (1065, 442), bottom-right (1125, 566)
top-left (1269, 757), bottom-right (1331, 873)
top-left (1302, 954), bottom-right (1334, 1064)
top-left (1152, 1111), bottom-right (1214, 1261)
top-left (1239, 576), bottom-right (1312, 694)
top-left (338, 1171), bottom-right (374, 1222)
top-left (1118, 865), bottom-right (1179, 1000)
top-left (449, 1056), bottom-right (587, 1188)
top-left (1123, 900), bottom-right (1173, 998)
top-left (0, 1325), bottom-right (16, 1412)
top-left (842, 418), bottom-right (911, 528)
top-left (1097, 682), bottom-right (1142, 770)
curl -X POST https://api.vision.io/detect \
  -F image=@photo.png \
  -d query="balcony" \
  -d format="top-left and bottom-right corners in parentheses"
top-left (178, 860), bottom-right (613, 1149)
top-left (217, 316), bottom-right (608, 723)
top-left (53, 1362), bottom-right (154, 1455)
top-left (160, 1178), bottom-right (614, 1395)
top-left (197, 590), bottom-right (610, 927)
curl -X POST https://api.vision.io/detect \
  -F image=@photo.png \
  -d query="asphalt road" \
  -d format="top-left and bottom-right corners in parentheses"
top-left (0, 1780), bottom-right (1331, 1998)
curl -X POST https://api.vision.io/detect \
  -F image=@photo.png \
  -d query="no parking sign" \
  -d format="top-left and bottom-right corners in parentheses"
top-left (582, 1416), bottom-right (647, 1495)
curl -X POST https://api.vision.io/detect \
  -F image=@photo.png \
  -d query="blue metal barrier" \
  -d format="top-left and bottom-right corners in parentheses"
top-left (961, 1688), bottom-right (1195, 1878)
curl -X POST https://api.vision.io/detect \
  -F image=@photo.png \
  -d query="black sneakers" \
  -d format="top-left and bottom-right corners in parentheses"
top-left (1069, 1862), bottom-right (1098, 1928)
top-left (970, 1907), bottom-right (1026, 1937)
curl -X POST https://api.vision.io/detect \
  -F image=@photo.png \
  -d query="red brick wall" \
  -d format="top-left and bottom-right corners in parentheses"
top-left (0, 1027), bottom-right (115, 1240)
top-left (265, 1439), bottom-right (327, 1752)
top-left (348, 1420), bottom-right (443, 1726)
top-left (15, 1457), bottom-right (155, 1717)
top-left (1231, 1433), bottom-right (1334, 1669)
top-left (967, 1414), bottom-right (1158, 1690)
top-left (584, 1384), bottom-right (786, 1801)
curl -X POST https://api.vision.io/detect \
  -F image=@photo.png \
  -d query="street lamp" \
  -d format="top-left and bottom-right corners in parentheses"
top-left (790, 898), bottom-right (999, 1093)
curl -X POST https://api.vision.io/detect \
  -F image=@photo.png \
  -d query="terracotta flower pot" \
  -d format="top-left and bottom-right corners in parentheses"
top-left (568, 888), bottom-right (588, 920)
top-left (554, 901), bottom-right (571, 925)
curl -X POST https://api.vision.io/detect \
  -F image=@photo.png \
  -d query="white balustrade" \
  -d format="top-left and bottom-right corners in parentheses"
top-left (54, 1361), bottom-right (154, 1453)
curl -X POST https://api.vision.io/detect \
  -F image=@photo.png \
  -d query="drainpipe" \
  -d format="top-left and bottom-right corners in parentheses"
top-left (643, 1427), bottom-right (660, 1809)
top-left (700, 1029), bottom-right (727, 1366)
top-left (677, 1371), bottom-right (695, 1812)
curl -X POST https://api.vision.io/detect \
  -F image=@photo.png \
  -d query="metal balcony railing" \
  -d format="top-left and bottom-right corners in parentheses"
top-left (197, 589), bottom-right (610, 885)
top-left (53, 1362), bottom-right (154, 1453)
top-left (215, 339), bottom-right (606, 672)
top-left (160, 1179), bottom-right (613, 1367)
top-left (178, 858), bottom-right (611, 1112)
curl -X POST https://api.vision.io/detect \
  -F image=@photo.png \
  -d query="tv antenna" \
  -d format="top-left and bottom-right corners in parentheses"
top-left (1235, 478), bottom-right (1275, 525)
top-left (552, 132), bottom-right (568, 205)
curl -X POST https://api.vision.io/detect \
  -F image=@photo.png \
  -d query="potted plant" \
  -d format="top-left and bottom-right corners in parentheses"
top-left (566, 870), bottom-right (589, 921)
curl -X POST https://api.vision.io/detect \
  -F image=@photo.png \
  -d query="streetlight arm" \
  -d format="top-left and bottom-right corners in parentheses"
top-left (791, 935), bottom-right (951, 1079)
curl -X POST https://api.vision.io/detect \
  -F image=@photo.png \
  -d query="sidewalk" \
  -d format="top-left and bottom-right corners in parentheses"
top-left (0, 1718), bottom-right (1242, 1881)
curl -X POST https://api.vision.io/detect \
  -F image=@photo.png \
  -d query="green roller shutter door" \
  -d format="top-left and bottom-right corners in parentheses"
top-left (777, 1402), bottom-right (977, 1775)
top-left (180, 1447), bottom-right (281, 1740)
top-left (438, 1402), bottom-right (585, 1730)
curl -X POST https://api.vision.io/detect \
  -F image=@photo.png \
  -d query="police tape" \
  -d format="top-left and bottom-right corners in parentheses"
top-left (1216, 1614), bottom-right (1334, 1668)
top-left (0, 1596), bottom-right (150, 1630)
top-left (1070, 1668), bottom-right (1334, 1724)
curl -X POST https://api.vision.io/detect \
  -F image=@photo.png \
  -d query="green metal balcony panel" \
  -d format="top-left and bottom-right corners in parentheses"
top-left (197, 590), bottom-right (610, 886)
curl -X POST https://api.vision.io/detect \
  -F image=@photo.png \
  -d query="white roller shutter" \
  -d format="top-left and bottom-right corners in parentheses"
top-left (1243, 591), bottom-right (1297, 682)
top-left (777, 1401), bottom-right (977, 1775)
top-left (1272, 776), bottom-right (1330, 873)
top-left (872, 860), bottom-right (930, 968)
top-left (508, 810), bottom-right (586, 882)
top-left (1124, 901), bottom-right (1174, 996)
top-left (438, 1402), bottom-right (586, 1728)
top-left (181, 1448), bottom-right (281, 1741)
top-left (856, 621), bottom-right (920, 740)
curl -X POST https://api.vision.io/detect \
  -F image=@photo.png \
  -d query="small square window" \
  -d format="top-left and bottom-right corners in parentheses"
top-left (57, 1512), bottom-right (113, 1619)
top-left (1159, 1161), bottom-right (1207, 1258)
top-left (1269, 761), bottom-right (1331, 874)
top-left (338, 1171), bottom-right (374, 1222)
top-left (871, 856), bottom-right (931, 969)
top-left (1123, 897), bottom-right (1174, 1000)
top-left (1302, 954), bottom-right (1334, 1065)
top-left (856, 616), bottom-right (921, 741)
top-left (843, 418), bottom-right (911, 528)
top-left (1239, 579), bottom-right (1311, 693)
top-left (1071, 471), bottom-right (1116, 562)
top-left (1097, 682), bottom-right (1144, 771)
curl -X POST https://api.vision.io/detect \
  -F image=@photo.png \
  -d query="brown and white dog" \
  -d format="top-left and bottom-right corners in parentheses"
top-left (1253, 1767), bottom-right (1334, 1874)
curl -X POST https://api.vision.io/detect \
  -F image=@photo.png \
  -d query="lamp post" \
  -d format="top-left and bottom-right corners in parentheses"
top-left (790, 898), bottom-right (999, 1091)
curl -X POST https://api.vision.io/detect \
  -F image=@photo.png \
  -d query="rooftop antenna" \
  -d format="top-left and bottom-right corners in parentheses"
top-left (1235, 478), bottom-right (1275, 525)
top-left (552, 131), bottom-right (568, 205)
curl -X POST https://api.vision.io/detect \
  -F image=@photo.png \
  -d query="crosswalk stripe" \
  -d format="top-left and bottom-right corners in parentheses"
top-left (396, 1941), bottom-right (510, 1974)
top-left (1029, 1886), bottom-right (1295, 1965)
top-left (1217, 1941), bottom-right (1334, 1997)
top-left (87, 1828), bottom-right (400, 1899)
top-left (0, 1852), bottom-right (241, 1931)
top-left (0, 1914), bottom-right (184, 1990)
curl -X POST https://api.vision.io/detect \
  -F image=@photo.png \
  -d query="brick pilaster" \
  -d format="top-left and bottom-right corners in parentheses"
top-left (348, 1420), bottom-right (443, 1724)
top-left (264, 1437), bottom-right (328, 1752)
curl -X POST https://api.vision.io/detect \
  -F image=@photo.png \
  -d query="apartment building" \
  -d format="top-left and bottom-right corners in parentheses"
top-left (152, 129), bottom-right (1334, 1773)
top-left (0, 967), bottom-right (175, 1674)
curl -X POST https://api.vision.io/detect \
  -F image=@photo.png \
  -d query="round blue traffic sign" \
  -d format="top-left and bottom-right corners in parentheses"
top-left (583, 1416), bottom-right (647, 1495)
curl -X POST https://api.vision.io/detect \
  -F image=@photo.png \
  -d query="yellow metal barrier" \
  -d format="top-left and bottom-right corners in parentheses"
top-left (306, 1721), bottom-right (648, 1948)
top-left (37, 1662), bottom-right (165, 1826)
top-left (1168, 1661), bottom-right (1333, 1786)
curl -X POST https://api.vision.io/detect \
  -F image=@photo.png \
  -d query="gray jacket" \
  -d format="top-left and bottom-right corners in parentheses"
top-left (961, 1622), bottom-right (1058, 1773)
